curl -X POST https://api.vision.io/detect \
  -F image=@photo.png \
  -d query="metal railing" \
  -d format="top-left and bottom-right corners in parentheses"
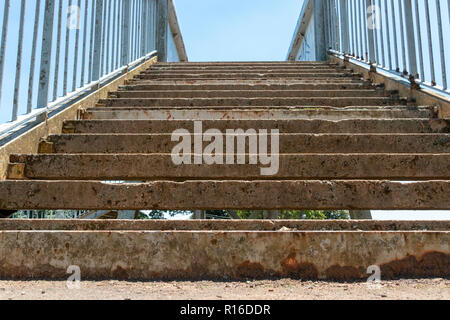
top-left (0, 0), bottom-right (170, 132)
top-left (289, 0), bottom-right (450, 96)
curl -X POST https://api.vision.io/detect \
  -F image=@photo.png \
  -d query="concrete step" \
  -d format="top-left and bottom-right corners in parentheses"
top-left (81, 107), bottom-right (433, 121)
top-left (9, 154), bottom-right (450, 180)
top-left (63, 118), bottom-right (447, 134)
top-left (110, 89), bottom-right (392, 99)
top-left (2, 222), bottom-right (447, 280)
top-left (119, 82), bottom-right (376, 91)
top-left (99, 97), bottom-right (404, 108)
top-left (0, 219), bottom-right (448, 280)
top-left (154, 61), bottom-right (335, 66)
top-left (3, 219), bottom-right (448, 231)
top-left (148, 66), bottom-right (342, 72)
top-left (42, 134), bottom-right (450, 154)
top-left (145, 66), bottom-right (349, 74)
top-left (136, 72), bottom-right (361, 80)
top-left (127, 79), bottom-right (371, 86)
top-left (0, 180), bottom-right (449, 210)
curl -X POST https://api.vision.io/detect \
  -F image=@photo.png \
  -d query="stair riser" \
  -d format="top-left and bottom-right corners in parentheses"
top-left (82, 107), bottom-right (433, 121)
top-left (0, 230), bottom-right (447, 280)
top-left (137, 73), bottom-right (359, 80)
top-left (111, 90), bottom-right (390, 99)
top-left (101, 97), bottom-right (402, 108)
top-left (64, 119), bottom-right (447, 134)
top-left (10, 154), bottom-right (450, 180)
top-left (0, 180), bottom-right (449, 210)
top-left (2, 220), bottom-right (448, 231)
top-left (45, 134), bottom-right (450, 154)
top-left (120, 83), bottom-right (373, 91)
top-left (144, 68), bottom-right (343, 74)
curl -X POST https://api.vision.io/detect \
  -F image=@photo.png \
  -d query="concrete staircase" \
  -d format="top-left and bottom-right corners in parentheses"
top-left (0, 61), bottom-right (448, 280)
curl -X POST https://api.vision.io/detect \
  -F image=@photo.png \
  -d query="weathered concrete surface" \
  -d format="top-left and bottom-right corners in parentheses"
top-left (9, 154), bottom-right (450, 180)
top-left (1, 219), bottom-right (449, 231)
top-left (100, 97), bottom-right (404, 108)
top-left (83, 107), bottom-right (433, 120)
top-left (63, 118), bottom-right (446, 134)
top-left (43, 133), bottom-right (450, 154)
top-left (120, 82), bottom-right (374, 91)
top-left (136, 73), bottom-right (361, 80)
top-left (0, 230), bottom-right (448, 280)
top-left (0, 56), bottom-right (158, 181)
top-left (0, 180), bottom-right (449, 210)
top-left (144, 68), bottom-right (344, 74)
top-left (111, 89), bottom-right (391, 99)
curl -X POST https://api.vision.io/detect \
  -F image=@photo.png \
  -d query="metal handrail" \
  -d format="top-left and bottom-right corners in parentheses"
top-left (0, 0), bottom-right (160, 128)
top-left (0, 50), bottom-right (157, 141)
top-left (289, 0), bottom-right (450, 96)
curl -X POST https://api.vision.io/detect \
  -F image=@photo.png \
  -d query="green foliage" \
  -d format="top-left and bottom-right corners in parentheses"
top-left (236, 210), bottom-right (350, 220)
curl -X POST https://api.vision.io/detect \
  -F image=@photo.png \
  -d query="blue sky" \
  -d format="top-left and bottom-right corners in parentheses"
top-left (172, 0), bottom-right (302, 62)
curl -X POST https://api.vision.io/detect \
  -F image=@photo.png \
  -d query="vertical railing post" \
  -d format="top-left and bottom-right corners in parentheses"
top-left (365, 0), bottom-right (376, 67)
top-left (0, 0), bottom-right (11, 109)
top-left (436, 0), bottom-right (447, 90)
top-left (92, 0), bottom-right (104, 81)
top-left (12, 0), bottom-right (26, 121)
top-left (156, 0), bottom-right (168, 62)
top-left (314, 0), bottom-right (327, 61)
top-left (339, 0), bottom-right (350, 56)
top-left (403, 0), bottom-right (418, 85)
top-left (121, 0), bottom-right (130, 66)
top-left (37, 0), bottom-right (56, 109)
top-left (27, 0), bottom-right (42, 113)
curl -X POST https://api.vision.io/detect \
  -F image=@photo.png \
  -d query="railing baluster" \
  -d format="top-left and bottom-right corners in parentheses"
top-left (403, 0), bottom-right (418, 82)
top-left (399, 0), bottom-right (407, 74)
top-left (12, 0), bottom-right (26, 121)
top-left (63, 0), bottom-right (73, 96)
top-left (72, 0), bottom-right (81, 91)
top-left (379, 0), bottom-right (385, 68)
top-left (362, 0), bottom-right (368, 61)
top-left (391, 0), bottom-right (399, 72)
top-left (89, 0), bottom-right (96, 82)
top-left (414, 0), bottom-right (424, 81)
top-left (53, 0), bottom-right (63, 101)
top-left (373, 1), bottom-right (379, 65)
top-left (339, 0), bottom-right (350, 55)
top-left (349, 0), bottom-right (355, 56)
top-left (92, 0), bottom-right (103, 81)
top-left (0, 0), bottom-right (11, 109)
top-left (424, 0), bottom-right (436, 85)
top-left (101, 0), bottom-right (107, 75)
top-left (27, 0), bottom-right (42, 113)
top-left (357, 0), bottom-right (363, 59)
top-left (436, 0), bottom-right (447, 90)
top-left (384, 0), bottom-right (392, 70)
top-left (106, 0), bottom-right (112, 73)
top-left (112, 0), bottom-right (118, 73)
top-left (366, 0), bottom-right (376, 65)
top-left (81, 0), bottom-right (89, 87)
top-left (37, 0), bottom-right (56, 109)
top-left (116, 0), bottom-right (122, 69)
top-left (122, 0), bottom-right (130, 65)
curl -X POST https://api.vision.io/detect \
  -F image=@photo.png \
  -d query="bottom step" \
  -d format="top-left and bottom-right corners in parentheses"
top-left (0, 220), bottom-right (448, 280)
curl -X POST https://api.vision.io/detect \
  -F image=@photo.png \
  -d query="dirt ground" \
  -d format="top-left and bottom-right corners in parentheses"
top-left (0, 278), bottom-right (448, 300)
